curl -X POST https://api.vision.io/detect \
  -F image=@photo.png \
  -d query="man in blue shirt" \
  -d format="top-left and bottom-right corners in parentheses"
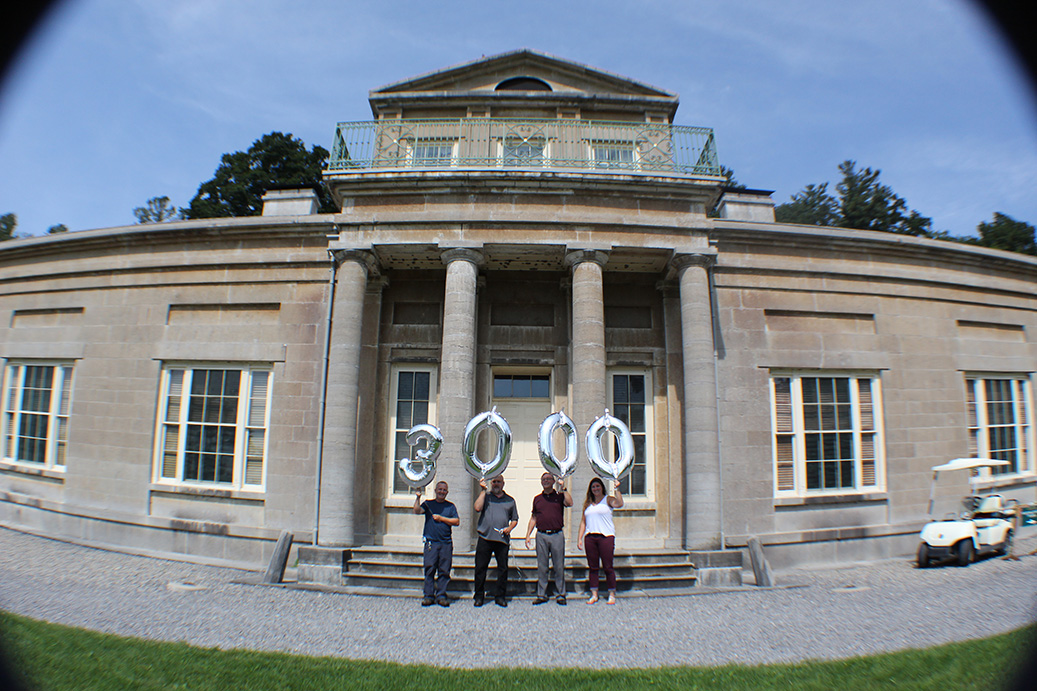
top-left (413, 481), bottom-right (460, 607)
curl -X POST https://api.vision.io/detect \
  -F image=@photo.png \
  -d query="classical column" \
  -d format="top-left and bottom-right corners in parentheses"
top-left (565, 249), bottom-right (609, 535)
top-left (439, 248), bottom-right (483, 552)
top-left (673, 253), bottom-right (722, 550)
top-left (319, 250), bottom-right (376, 546)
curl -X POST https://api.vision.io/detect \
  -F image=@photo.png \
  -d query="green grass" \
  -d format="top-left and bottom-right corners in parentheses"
top-left (1, 611), bottom-right (1032, 691)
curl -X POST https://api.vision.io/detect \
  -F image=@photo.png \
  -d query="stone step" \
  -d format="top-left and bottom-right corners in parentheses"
top-left (298, 544), bottom-right (745, 594)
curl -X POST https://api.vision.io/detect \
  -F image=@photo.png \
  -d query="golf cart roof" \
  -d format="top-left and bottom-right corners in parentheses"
top-left (931, 457), bottom-right (1011, 472)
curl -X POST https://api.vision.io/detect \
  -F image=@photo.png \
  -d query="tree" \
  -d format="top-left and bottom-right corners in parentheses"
top-left (774, 183), bottom-right (839, 226)
top-left (46, 224), bottom-right (68, 234)
top-left (183, 132), bottom-right (338, 219)
top-left (776, 160), bottom-right (933, 236)
top-left (0, 213), bottom-right (15, 241)
top-left (133, 196), bottom-right (180, 224)
top-left (975, 212), bottom-right (1036, 255)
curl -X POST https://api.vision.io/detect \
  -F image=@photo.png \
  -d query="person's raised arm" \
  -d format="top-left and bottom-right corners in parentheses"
top-left (608, 483), bottom-right (624, 509)
top-left (558, 477), bottom-right (573, 508)
top-left (412, 488), bottom-right (424, 515)
top-left (473, 478), bottom-right (488, 512)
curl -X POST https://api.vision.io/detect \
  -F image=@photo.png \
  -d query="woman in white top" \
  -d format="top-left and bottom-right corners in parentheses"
top-left (577, 476), bottom-right (624, 604)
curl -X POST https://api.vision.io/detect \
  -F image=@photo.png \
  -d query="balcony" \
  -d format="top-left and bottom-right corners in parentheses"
top-left (328, 118), bottom-right (721, 177)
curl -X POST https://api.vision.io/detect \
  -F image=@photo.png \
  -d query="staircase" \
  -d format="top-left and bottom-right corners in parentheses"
top-left (297, 545), bottom-right (744, 596)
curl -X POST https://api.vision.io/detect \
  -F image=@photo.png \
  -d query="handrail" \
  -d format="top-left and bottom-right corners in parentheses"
top-left (328, 118), bottom-right (721, 176)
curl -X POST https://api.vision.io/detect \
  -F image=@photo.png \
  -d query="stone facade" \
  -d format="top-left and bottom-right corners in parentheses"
top-left (1, 50), bottom-right (1034, 569)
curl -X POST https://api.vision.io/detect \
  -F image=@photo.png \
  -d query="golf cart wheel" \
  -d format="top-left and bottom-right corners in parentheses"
top-left (955, 540), bottom-right (974, 567)
top-left (997, 531), bottom-right (1013, 556)
top-left (916, 542), bottom-right (931, 568)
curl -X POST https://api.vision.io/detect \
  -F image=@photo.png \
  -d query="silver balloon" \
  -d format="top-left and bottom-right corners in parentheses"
top-left (397, 423), bottom-right (443, 489)
top-left (462, 406), bottom-right (513, 480)
top-left (538, 409), bottom-right (579, 478)
top-left (585, 409), bottom-right (635, 482)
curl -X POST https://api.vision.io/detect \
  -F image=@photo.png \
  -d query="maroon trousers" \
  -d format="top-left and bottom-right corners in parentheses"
top-left (584, 533), bottom-right (616, 591)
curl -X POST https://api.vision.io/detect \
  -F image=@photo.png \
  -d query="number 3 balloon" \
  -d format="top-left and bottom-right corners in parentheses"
top-left (538, 409), bottom-right (579, 478)
top-left (585, 409), bottom-right (635, 482)
top-left (396, 423), bottom-right (443, 489)
top-left (462, 407), bottom-right (513, 480)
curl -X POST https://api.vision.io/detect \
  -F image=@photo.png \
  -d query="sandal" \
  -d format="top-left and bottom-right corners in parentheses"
top-left (586, 594), bottom-right (599, 605)
top-left (606, 593), bottom-right (617, 605)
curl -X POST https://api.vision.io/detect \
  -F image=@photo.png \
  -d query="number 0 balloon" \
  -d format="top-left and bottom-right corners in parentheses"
top-left (461, 407), bottom-right (513, 480)
top-left (396, 423), bottom-right (443, 489)
top-left (585, 409), bottom-right (635, 482)
top-left (538, 409), bottom-right (579, 478)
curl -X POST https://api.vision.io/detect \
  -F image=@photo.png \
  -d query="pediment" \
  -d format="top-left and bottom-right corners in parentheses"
top-left (371, 49), bottom-right (675, 99)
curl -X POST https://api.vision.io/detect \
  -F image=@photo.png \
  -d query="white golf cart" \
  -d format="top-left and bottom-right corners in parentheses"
top-left (917, 457), bottom-right (1018, 568)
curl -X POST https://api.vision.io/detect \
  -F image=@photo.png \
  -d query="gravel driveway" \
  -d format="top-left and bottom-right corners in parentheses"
top-left (1, 526), bottom-right (1035, 669)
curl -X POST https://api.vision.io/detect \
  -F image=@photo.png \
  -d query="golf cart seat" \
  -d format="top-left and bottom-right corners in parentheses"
top-left (973, 494), bottom-right (1011, 520)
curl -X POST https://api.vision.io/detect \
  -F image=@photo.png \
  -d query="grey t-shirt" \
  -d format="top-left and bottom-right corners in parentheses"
top-left (477, 491), bottom-right (518, 543)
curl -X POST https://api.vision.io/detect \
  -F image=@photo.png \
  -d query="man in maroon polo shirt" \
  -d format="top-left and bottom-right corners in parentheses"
top-left (524, 472), bottom-right (573, 604)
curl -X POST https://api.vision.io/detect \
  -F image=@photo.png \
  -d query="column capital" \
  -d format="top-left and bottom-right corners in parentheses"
top-left (564, 249), bottom-right (609, 270)
top-left (331, 249), bottom-right (379, 277)
top-left (441, 247), bottom-right (485, 267)
top-left (671, 252), bottom-right (717, 274)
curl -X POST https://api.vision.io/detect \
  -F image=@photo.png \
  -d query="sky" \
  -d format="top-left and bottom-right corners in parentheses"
top-left (1, 0), bottom-right (1035, 239)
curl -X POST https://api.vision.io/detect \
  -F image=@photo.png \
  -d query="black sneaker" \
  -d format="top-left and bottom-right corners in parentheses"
top-left (436, 596), bottom-right (449, 607)
top-left (495, 596), bottom-right (508, 608)
top-left (532, 596), bottom-right (549, 605)
top-left (556, 596), bottom-right (567, 605)
top-left (473, 595), bottom-right (485, 607)
top-left (421, 596), bottom-right (434, 607)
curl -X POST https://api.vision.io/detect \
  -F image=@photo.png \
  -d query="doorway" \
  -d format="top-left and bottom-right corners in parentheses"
top-left (491, 373), bottom-right (552, 532)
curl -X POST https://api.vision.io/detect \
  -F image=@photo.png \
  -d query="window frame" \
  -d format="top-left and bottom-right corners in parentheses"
top-left (1, 360), bottom-right (75, 470)
top-left (152, 363), bottom-right (272, 491)
top-left (406, 138), bottom-right (457, 167)
top-left (589, 140), bottom-right (638, 170)
top-left (965, 374), bottom-right (1034, 476)
top-left (607, 368), bottom-right (654, 500)
top-left (769, 371), bottom-right (885, 497)
top-left (387, 364), bottom-right (439, 496)
top-left (499, 136), bottom-right (548, 167)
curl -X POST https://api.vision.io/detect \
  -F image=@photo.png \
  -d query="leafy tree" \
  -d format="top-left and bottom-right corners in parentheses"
top-left (720, 166), bottom-right (746, 190)
top-left (46, 224), bottom-right (68, 234)
top-left (774, 183), bottom-right (839, 226)
top-left (975, 212), bottom-right (1036, 255)
top-left (1, 213), bottom-right (15, 241)
top-left (133, 196), bottom-right (180, 224)
top-left (183, 132), bottom-right (337, 219)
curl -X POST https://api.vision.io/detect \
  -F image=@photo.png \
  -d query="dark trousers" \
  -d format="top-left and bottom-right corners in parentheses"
top-left (584, 533), bottom-right (616, 592)
top-left (474, 536), bottom-right (509, 599)
top-left (423, 540), bottom-right (452, 598)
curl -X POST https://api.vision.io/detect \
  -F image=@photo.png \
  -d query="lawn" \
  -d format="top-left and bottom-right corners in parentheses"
top-left (1, 611), bottom-right (1032, 691)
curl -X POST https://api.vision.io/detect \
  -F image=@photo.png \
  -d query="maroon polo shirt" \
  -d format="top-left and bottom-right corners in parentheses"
top-left (531, 490), bottom-right (566, 532)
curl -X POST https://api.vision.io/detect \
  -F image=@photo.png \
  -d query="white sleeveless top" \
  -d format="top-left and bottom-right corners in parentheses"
top-left (583, 497), bottom-right (614, 537)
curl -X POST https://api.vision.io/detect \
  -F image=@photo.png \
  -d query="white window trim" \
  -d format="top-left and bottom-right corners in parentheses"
top-left (405, 139), bottom-right (457, 168)
top-left (607, 367), bottom-right (654, 501)
top-left (498, 136), bottom-right (550, 167)
top-left (769, 371), bottom-right (886, 497)
top-left (1, 360), bottom-right (75, 470)
top-left (589, 140), bottom-right (640, 170)
top-left (387, 364), bottom-right (439, 497)
top-left (152, 363), bottom-right (272, 491)
top-left (965, 373), bottom-right (1034, 477)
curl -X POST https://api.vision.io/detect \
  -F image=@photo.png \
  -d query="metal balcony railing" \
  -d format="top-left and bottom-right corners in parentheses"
top-left (328, 118), bottom-right (721, 177)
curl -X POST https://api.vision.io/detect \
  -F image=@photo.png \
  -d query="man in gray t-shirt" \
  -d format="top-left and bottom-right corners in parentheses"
top-left (473, 475), bottom-right (518, 607)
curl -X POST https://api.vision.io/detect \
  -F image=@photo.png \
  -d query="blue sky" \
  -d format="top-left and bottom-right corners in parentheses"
top-left (1, 0), bottom-right (1035, 238)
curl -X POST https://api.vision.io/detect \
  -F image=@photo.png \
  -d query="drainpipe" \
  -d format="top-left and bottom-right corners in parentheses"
top-left (313, 231), bottom-right (340, 546)
top-left (708, 259), bottom-right (726, 549)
